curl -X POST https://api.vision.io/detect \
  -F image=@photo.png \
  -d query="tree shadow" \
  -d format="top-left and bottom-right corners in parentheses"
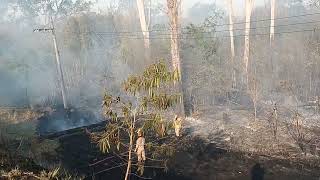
top-left (251, 163), bottom-right (265, 180)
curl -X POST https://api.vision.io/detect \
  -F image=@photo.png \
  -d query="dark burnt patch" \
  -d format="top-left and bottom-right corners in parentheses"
top-left (36, 106), bottom-right (100, 136)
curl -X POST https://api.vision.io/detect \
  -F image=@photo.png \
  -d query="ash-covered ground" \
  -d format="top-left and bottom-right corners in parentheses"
top-left (179, 104), bottom-right (320, 180)
top-left (1, 104), bottom-right (320, 180)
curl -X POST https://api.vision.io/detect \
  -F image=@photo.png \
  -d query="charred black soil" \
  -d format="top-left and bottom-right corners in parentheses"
top-left (51, 131), bottom-right (320, 180)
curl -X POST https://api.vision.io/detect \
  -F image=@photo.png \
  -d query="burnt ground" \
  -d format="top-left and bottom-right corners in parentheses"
top-left (36, 107), bottom-right (100, 136)
top-left (2, 132), bottom-right (319, 180)
top-left (1, 106), bottom-right (320, 180)
top-left (51, 131), bottom-right (191, 180)
top-left (46, 129), bottom-right (320, 180)
top-left (171, 136), bottom-right (320, 180)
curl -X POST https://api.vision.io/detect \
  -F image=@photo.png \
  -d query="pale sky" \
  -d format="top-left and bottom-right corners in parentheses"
top-left (91, 0), bottom-right (266, 17)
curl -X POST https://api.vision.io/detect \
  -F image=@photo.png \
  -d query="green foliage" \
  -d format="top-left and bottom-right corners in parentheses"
top-left (102, 61), bottom-right (181, 118)
top-left (180, 11), bottom-right (230, 97)
top-left (93, 62), bottom-right (181, 173)
top-left (182, 10), bottom-right (221, 63)
top-left (123, 61), bottom-right (180, 96)
top-left (16, 0), bottom-right (91, 19)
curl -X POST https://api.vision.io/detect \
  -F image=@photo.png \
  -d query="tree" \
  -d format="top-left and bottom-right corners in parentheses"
top-left (136, 0), bottom-right (151, 61)
top-left (31, 0), bottom-right (91, 109)
top-left (227, 0), bottom-right (236, 88)
top-left (180, 13), bottom-right (222, 110)
top-left (166, 0), bottom-right (186, 115)
top-left (61, 13), bottom-right (122, 107)
top-left (269, 0), bottom-right (276, 88)
top-left (16, 0), bottom-right (91, 20)
top-left (243, 0), bottom-right (254, 88)
top-left (270, 0), bottom-right (275, 45)
top-left (93, 62), bottom-right (181, 180)
top-left (166, 0), bottom-right (181, 75)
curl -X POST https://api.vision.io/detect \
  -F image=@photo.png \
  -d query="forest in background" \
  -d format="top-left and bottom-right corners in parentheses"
top-left (0, 0), bottom-right (319, 112)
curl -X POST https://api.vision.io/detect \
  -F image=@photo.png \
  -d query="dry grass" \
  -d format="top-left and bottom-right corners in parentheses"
top-left (0, 108), bottom-right (44, 124)
top-left (0, 167), bottom-right (83, 180)
top-left (186, 105), bottom-right (320, 161)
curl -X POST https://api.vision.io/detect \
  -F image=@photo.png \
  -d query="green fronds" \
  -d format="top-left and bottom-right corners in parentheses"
top-left (95, 62), bottom-right (181, 176)
top-left (141, 97), bottom-right (148, 112)
top-left (122, 61), bottom-right (180, 95)
top-left (141, 114), bottom-right (174, 138)
top-left (103, 62), bottom-right (181, 121)
top-left (150, 93), bottom-right (181, 110)
top-left (122, 106), bottom-right (131, 117)
top-left (139, 93), bottom-right (181, 112)
top-left (94, 123), bottom-right (122, 154)
top-left (123, 76), bottom-right (142, 95)
top-left (102, 93), bottom-right (118, 121)
top-left (98, 134), bottom-right (111, 153)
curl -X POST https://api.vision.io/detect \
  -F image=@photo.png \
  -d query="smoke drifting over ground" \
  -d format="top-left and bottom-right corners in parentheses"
top-left (0, 13), bottom-right (131, 108)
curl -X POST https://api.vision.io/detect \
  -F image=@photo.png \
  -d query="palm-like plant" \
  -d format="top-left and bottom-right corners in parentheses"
top-left (93, 61), bottom-right (181, 180)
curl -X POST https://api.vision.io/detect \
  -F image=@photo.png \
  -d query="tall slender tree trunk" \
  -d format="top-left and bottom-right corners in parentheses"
top-left (167, 0), bottom-right (181, 74)
top-left (270, 0), bottom-right (275, 89)
top-left (167, 0), bottom-right (185, 115)
top-left (227, 0), bottom-right (236, 88)
top-left (243, 0), bottom-right (254, 88)
top-left (270, 0), bottom-right (275, 44)
top-left (136, 0), bottom-right (151, 61)
top-left (51, 17), bottom-right (68, 109)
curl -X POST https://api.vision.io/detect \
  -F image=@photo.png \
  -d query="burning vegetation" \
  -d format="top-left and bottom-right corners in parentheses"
top-left (1, 0), bottom-right (320, 180)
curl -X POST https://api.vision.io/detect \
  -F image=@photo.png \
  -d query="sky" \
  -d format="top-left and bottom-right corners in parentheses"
top-left (91, 0), bottom-right (266, 17)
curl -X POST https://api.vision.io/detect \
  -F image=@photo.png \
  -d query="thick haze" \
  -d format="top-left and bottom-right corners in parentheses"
top-left (0, 0), bottom-right (319, 112)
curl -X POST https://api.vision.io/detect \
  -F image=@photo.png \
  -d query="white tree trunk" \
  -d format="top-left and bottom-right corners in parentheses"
top-left (227, 0), bottom-right (236, 88)
top-left (270, 0), bottom-right (275, 44)
top-left (270, 0), bottom-right (275, 85)
top-left (167, 0), bottom-right (185, 115)
top-left (136, 0), bottom-right (150, 60)
top-left (167, 0), bottom-right (181, 74)
top-left (243, 0), bottom-right (254, 87)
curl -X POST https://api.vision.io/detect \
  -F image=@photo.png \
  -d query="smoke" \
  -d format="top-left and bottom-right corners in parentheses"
top-left (0, 11), bottom-right (132, 109)
top-left (181, 1), bottom-right (320, 109)
top-left (1, 1), bottom-right (320, 132)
